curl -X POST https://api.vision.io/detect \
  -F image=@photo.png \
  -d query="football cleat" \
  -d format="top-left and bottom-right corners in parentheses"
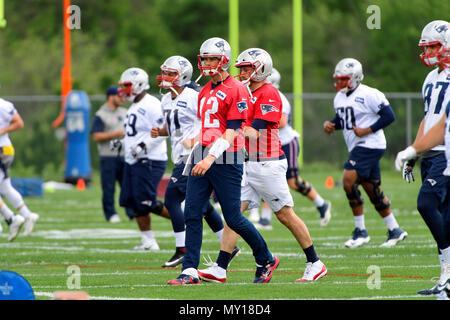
top-left (296, 260), bottom-right (327, 282)
top-left (228, 246), bottom-right (241, 267)
top-left (134, 238), bottom-right (160, 251)
top-left (168, 274), bottom-right (200, 286)
top-left (345, 228), bottom-right (370, 248)
top-left (318, 201), bottom-right (331, 227)
top-left (108, 214), bottom-right (121, 224)
top-left (253, 255), bottom-right (280, 284)
top-left (8, 215), bottom-right (25, 242)
top-left (162, 248), bottom-right (185, 268)
top-left (418, 283), bottom-right (443, 295)
top-left (198, 262), bottom-right (227, 283)
top-left (380, 227), bottom-right (408, 248)
top-left (23, 213), bottom-right (39, 236)
top-left (255, 218), bottom-right (273, 231)
top-left (418, 263), bottom-right (450, 295)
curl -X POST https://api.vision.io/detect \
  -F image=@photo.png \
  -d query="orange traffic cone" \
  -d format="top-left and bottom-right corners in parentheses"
top-left (76, 178), bottom-right (86, 191)
top-left (325, 176), bottom-right (335, 189)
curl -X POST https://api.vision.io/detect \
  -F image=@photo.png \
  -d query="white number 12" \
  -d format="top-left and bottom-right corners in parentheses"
top-left (199, 96), bottom-right (220, 128)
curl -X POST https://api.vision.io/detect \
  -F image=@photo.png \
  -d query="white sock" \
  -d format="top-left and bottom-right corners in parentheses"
top-left (439, 254), bottom-right (444, 270)
top-left (354, 215), bottom-right (365, 230)
top-left (215, 229), bottom-right (224, 242)
top-left (0, 202), bottom-right (14, 220)
top-left (261, 207), bottom-right (272, 221)
top-left (250, 208), bottom-right (259, 216)
top-left (383, 213), bottom-right (399, 231)
top-left (182, 267), bottom-right (198, 278)
top-left (174, 231), bottom-right (185, 248)
top-left (441, 247), bottom-right (450, 263)
top-left (18, 204), bottom-right (31, 218)
top-left (142, 230), bottom-right (154, 241)
top-left (313, 194), bottom-right (325, 207)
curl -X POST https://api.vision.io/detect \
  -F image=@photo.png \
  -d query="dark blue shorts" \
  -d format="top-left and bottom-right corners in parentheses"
top-left (282, 138), bottom-right (300, 179)
top-left (420, 153), bottom-right (449, 200)
top-left (166, 162), bottom-right (188, 195)
top-left (344, 147), bottom-right (385, 180)
top-left (119, 159), bottom-right (167, 213)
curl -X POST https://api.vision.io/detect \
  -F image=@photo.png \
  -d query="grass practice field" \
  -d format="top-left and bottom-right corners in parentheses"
top-left (0, 163), bottom-right (442, 301)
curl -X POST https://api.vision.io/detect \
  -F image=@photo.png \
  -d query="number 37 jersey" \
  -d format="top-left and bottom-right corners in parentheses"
top-left (198, 76), bottom-right (249, 152)
top-left (333, 84), bottom-right (389, 152)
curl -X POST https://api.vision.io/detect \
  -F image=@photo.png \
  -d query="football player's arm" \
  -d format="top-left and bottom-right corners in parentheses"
top-left (413, 118), bottom-right (426, 145)
top-left (323, 113), bottom-right (342, 135)
top-left (353, 104), bottom-right (395, 137)
top-left (151, 124), bottom-right (168, 138)
top-left (412, 114), bottom-right (446, 154)
top-left (0, 112), bottom-right (24, 135)
top-left (279, 113), bottom-right (288, 128)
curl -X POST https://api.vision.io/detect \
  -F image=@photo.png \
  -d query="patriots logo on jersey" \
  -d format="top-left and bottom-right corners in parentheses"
top-left (237, 101), bottom-right (248, 113)
top-left (260, 104), bottom-right (279, 115)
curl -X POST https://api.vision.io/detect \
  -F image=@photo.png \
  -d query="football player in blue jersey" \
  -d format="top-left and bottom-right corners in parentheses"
top-left (396, 20), bottom-right (450, 296)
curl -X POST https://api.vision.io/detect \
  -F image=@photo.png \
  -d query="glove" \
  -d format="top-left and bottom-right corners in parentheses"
top-left (402, 159), bottom-right (416, 183)
top-left (110, 139), bottom-right (122, 152)
top-left (131, 142), bottom-right (147, 159)
top-left (395, 146), bottom-right (417, 171)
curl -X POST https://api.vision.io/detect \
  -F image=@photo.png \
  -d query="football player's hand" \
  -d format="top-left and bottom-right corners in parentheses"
top-left (352, 126), bottom-right (372, 137)
top-left (110, 139), bottom-right (122, 151)
top-left (395, 146), bottom-right (417, 172)
top-left (323, 121), bottom-right (335, 135)
top-left (131, 142), bottom-right (147, 159)
top-left (151, 127), bottom-right (160, 138)
top-left (191, 154), bottom-right (215, 176)
top-left (402, 159), bottom-right (416, 183)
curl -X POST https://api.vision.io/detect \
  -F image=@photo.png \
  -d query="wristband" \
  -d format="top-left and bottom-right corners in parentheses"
top-left (208, 138), bottom-right (230, 158)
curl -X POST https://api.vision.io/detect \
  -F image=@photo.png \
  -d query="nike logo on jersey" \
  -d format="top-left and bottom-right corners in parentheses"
top-left (427, 178), bottom-right (437, 186)
top-left (237, 101), bottom-right (248, 113)
top-left (260, 104), bottom-right (279, 115)
top-left (216, 90), bottom-right (227, 100)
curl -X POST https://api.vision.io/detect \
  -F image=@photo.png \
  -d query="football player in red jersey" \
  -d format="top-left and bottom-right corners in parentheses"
top-left (198, 48), bottom-right (327, 283)
top-left (168, 38), bottom-right (278, 286)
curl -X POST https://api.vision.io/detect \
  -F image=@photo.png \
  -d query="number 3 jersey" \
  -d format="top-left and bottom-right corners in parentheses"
top-left (422, 67), bottom-right (449, 156)
top-left (161, 87), bottom-right (201, 164)
top-left (123, 93), bottom-right (167, 165)
top-left (198, 76), bottom-right (249, 152)
top-left (333, 84), bottom-right (389, 152)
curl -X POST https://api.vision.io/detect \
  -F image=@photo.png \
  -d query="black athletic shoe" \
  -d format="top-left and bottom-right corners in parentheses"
top-left (162, 248), bottom-right (185, 268)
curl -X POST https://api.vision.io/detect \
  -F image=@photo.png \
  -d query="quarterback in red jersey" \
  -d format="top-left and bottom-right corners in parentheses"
top-left (198, 48), bottom-right (327, 283)
top-left (168, 38), bottom-right (278, 286)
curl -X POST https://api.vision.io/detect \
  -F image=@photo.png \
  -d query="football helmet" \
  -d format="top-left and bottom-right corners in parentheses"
top-left (156, 56), bottom-right (193, 88)
top-left (118, 67), bottom-right (150, 101)
top-left (197, 37), bottom-right (232, 76)
top-left (235, 48), bottom-right (273, 84)
top-left (418, 20), bottom-right (450, 68)
top-left (333, 58), bottom-right (364, 93)
top-left (267, 67), bottom-right (281, 89)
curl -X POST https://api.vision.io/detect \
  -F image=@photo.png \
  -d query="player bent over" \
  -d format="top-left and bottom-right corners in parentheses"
top-left (395, 20), bottom-right (450, 296)
top-left (168, 38), bottom-right (278, 285)
top-left (324, 58), bottom-right (407, 248)
top-left (117, 67), bottom-right (171, 251)
top-left (198, 48), bottom-right (327, 283)
top-left (153, 55), bottom-right (231, 268)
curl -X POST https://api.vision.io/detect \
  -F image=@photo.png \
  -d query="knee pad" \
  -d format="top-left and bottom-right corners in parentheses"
top-left (345, 183), bottom-right (364, 207)
top-left (296, 180), bottom-right (312, 196)
top-left (362, 178), bottom-right (390, 211)
top-left (203, 203), bottom-right (215, 217)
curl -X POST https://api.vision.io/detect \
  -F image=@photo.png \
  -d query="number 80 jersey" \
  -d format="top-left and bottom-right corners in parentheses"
top-left (198, 76), bottom-right (249, 152)
top-left (333, 84), bottom-right (389, 152)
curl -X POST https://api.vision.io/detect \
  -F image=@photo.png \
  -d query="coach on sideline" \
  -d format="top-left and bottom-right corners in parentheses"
top-left (90, 86), bottom-right (135, 223)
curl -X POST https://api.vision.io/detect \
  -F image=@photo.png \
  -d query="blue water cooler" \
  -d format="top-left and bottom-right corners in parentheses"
top-left (64, 90), bottom-right (92, 184)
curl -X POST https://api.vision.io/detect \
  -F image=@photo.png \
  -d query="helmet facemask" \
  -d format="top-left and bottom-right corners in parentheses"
top-left (156, 68), bottom-right (180, 88)
top-left (419, 41), bottom-right (449, 68)
top-left (118, 82), bottom-right (138, 102)
top-left (197, 55), bottom-right (228, 77)
top-left (333, 75), bottom-right (352, 93)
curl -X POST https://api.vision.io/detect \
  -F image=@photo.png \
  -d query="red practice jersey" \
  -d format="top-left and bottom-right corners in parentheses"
top-left (198, 76), bottom-right (249, 152)
top-left (246, 83), bottom-right (284, 161)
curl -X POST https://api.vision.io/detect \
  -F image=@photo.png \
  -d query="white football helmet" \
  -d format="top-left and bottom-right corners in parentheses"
top-left (418, 20), bottom-right (450, 68)
top-left (197, 37), bottom-right (232, 76)
top-left (267, 67), bottom-right (280, 89)
top-left (118, 67), bottom-right (150, 101)
top-left (235, 48), bottom-right (273, 84)
top-left (156, 56), bottom-right (193, 88)
top-left (333, 58), bottom-right (364, 93)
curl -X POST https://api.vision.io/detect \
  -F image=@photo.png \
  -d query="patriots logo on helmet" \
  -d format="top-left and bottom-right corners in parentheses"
top-left (179, 60), bottom-right (188, 68)
top-left (215, 41), bottom-right (225, 49)
top-left (260, 104), bottom-right (279, 115)
top-left (345, 63), bottom-right (354, 68)
top-left (435, 24), bottom-right (449, 33)
top-left (237, 101), bottom-right (248, 113)
top-left (248, 49), bottom-right (262, 57)
top-left (130, 70), bottom-right (139, 76)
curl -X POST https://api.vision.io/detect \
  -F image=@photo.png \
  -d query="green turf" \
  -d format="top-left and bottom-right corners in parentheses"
top-left (0, 164), bottom-right (441, 300)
